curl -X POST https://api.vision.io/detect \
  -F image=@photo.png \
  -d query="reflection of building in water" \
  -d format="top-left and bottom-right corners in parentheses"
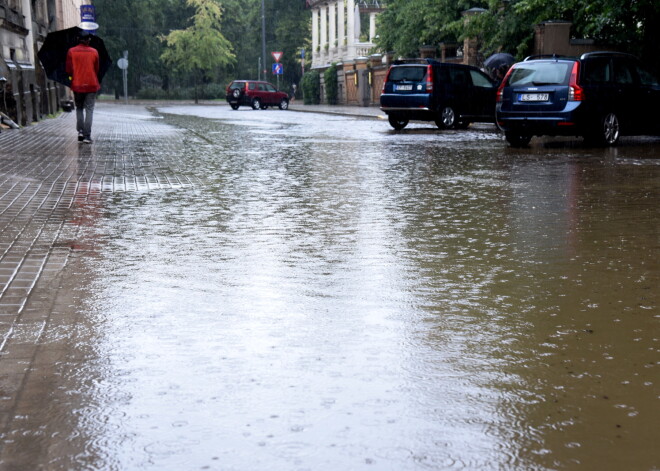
top-left (0, 0), bottom-right (83, 127)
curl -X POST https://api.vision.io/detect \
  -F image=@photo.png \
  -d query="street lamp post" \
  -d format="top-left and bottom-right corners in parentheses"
top-left (261, 0), bottom-right (267, 81)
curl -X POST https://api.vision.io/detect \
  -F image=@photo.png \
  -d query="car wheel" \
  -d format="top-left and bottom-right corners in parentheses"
top-left (601, 112), bottom-right (620, 145)
top-left (505, 131), bottom-right (532, 148)
top-left (252, 98), bottom-right (262, 110)
top-left (388, 116), bottom-right (409, 130)
top-left (585, 112), bottom-right (621, 146)
top-left (279, 98), bottom-right (289, 110)
top-left (230, 104), bottom-right (239, 110)
top-left (437, 106), bottom-right (456, 129)
top-left (231, 88), bottom-right (242, 99)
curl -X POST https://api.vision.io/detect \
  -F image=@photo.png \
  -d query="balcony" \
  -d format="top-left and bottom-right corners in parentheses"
top-left (0, 5), bottom-right (28, 35)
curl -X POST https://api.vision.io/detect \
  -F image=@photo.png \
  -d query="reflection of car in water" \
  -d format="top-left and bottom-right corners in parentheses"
top-left (496, 52), bottom-right (660, 147)
top-left (225, 80), bottom-right (289, 110)
top-left (380, 59), bottom-right (498, 130)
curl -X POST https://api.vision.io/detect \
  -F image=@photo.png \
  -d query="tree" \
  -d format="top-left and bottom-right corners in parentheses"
top-left (376, 0), bottom-right (473, 58)
top-left (377, 0), bottom-right (660, 74)
top-left (96, 0), bottom-right (185, 97)
top-left (160, 0), bottom-right (236, 102)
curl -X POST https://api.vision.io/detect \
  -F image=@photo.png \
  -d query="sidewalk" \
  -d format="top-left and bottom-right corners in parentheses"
top-left (289, 102), bottom-right (386, 119)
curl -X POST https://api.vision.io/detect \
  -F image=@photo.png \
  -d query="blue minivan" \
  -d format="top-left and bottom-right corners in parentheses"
top-left (380, 59), bottom-right (497, 130)
top-left (496, 52), bottom-right (660, 146)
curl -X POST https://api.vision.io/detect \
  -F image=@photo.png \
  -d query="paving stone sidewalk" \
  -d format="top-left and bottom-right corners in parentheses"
top-left (0, 104), bottom-right (202, 427)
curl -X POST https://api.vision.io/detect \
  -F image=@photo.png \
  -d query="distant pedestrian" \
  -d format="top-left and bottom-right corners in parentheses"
top-left (291, 83), bottom-right (297, 102)
top-left (66, 31), bottom-right (100, 143)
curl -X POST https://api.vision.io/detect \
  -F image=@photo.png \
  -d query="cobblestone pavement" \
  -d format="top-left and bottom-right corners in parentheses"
top-left (0, 104), bottom-right (200, 432)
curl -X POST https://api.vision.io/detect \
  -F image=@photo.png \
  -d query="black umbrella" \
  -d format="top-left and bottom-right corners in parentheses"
top-left (38, 27), bottom-right (112, 87)
top-left (484, 52), bottom-right (516, 70)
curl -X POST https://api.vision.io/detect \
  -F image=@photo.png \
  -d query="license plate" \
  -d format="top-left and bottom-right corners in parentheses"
top-left (521, 93), bottom-right (549, 102)
top-left (395, 84), bottom-right (413, 91)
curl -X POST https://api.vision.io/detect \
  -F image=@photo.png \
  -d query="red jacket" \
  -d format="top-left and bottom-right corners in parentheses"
top-left (65, 44), bottom-right (100, 93)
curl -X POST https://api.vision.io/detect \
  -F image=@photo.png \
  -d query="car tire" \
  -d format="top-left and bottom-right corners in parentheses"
top-left (252, 98), bottom-right (262, 110)
top-left (601, 112), bottom-right (621, 146)
top-left (230, 104), bottom-right (239, 110)
top-left (437, 106), bottom-right (457, 129)
top-left (388, 116), bottom-right (409, 130)
top-left (584, 112), bottom-right (621, 146)
top-left (231, 88), bottom-right (242, 99)
top-left (279, 98), bottom-right (289, 110)
top-left (505, 132), bottom-right (532, 148)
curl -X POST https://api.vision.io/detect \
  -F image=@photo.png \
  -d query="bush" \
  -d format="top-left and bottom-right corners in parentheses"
top-left (324, 63), bottom-right (338, 105)
top-left (302, 71), bottom-right (321, 105)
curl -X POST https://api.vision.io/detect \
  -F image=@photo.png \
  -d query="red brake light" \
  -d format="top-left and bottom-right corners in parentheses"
top-left (496, 67), bottom-right (514, 102)
top-left (426, 65), bottom-right (433, 93)
top-left (382, 67), bottom-right (392, 95)
top-left (568, 61), bottom-right (583, 101)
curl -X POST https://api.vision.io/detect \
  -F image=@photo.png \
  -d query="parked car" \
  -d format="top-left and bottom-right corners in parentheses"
top-left (380, 59), bottom-right (498, 130)
top-left (496, 52), bottom-right (660, 147)
top-left (226, 80), bottom-right (290, 110)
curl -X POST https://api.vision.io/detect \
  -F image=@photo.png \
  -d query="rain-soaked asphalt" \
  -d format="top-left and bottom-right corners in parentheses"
top-left (0, 102), bottom-right (658, 470)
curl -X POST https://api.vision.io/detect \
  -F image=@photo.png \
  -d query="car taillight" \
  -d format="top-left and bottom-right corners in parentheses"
top-left (382, 67), bottom-right (392, 95)
top-left (568, 61), bottom-right (584, 101)
top-left (425, 65), bottom-right (433, 93)
top-left (496, 67), bottom-right (514, 102)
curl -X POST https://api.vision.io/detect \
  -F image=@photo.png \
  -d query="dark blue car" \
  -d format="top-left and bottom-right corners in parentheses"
top-left (380, 60), bottom-right (497, 130)
top-left (496, 52), bottom-right (660, 147)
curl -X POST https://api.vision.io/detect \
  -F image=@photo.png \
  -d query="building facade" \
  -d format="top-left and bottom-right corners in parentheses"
top-left (1, 0), bottom-right (86, 127)
top-left (308, 0), bottom-right (385, 69)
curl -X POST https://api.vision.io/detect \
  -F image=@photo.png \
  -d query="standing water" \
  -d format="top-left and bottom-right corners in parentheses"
top-left (0, 104), bottom-right (657, 470)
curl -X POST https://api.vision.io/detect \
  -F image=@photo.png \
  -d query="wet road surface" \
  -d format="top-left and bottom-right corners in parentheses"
top-left (0, 103), bottom-right (658, 470)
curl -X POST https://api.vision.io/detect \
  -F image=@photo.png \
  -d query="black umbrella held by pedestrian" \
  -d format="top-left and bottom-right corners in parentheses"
top-left (484, 52), bottom-right (516, 71)
top-left (38, 27), bottom-right (112, 87)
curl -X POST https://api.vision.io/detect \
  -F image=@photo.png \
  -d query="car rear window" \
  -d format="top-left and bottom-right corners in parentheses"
top-left (388, 66), bottom-right (427, 82)
top-left (506, 62), bottom-right (572, 86)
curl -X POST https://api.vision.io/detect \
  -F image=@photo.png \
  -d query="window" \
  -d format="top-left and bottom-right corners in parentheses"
top-left (388, 66), bottom-right (426, 82)
top-left (470, 70), bottom-right (494, 88)
top-left (450, 68), bottom-right (469, 86)
top-left (507, 62), bottom-right (571, 86)
top-left (583, 58), bottom-right (611, 84)
top-left (635, 65), bottom-right (660, 87)
top-left (265, 84), bottom-right (276, 92)
top-left (613, 61), bottom-right (634, 85)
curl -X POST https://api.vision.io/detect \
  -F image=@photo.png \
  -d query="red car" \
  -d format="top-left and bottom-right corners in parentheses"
top-left (226, 80), bottom-right (290, 110)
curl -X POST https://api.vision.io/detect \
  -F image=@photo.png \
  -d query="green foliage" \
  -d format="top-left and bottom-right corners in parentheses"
top-left (95, 0), bottom-right (310, 97)
top-left (301, 70), bottom-right (320, 105)
top-left (323, 63), bottom-right (338, 105)
top-left (376, 0), bottom-right (473, 57)
top-left (377, 0), bottom-right (660, 73)
top-left (160, 0), bottom-right (235, 75)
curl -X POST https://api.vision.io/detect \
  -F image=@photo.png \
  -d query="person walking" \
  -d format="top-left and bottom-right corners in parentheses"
top-left (66, 31), bottom-right (100, 143)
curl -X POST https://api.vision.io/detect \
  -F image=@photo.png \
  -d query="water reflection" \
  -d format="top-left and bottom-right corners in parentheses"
top-left (88, 111), bottom-right (659, 469)
top-left (3, 106), bottom-right (657, 470)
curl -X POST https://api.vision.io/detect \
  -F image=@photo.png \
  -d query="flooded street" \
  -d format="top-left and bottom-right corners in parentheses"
top-left (0, 104), bottom-right (658, 470)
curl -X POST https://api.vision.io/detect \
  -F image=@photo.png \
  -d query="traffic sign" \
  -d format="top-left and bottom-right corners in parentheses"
top-left (271, 51), bottom-right (283, 63)
top-left (272, 63), bottom-right (283, 75)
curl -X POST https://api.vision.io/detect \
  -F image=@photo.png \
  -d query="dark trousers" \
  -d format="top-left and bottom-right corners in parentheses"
top-left (74, 92), bottom-right (96, 139)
